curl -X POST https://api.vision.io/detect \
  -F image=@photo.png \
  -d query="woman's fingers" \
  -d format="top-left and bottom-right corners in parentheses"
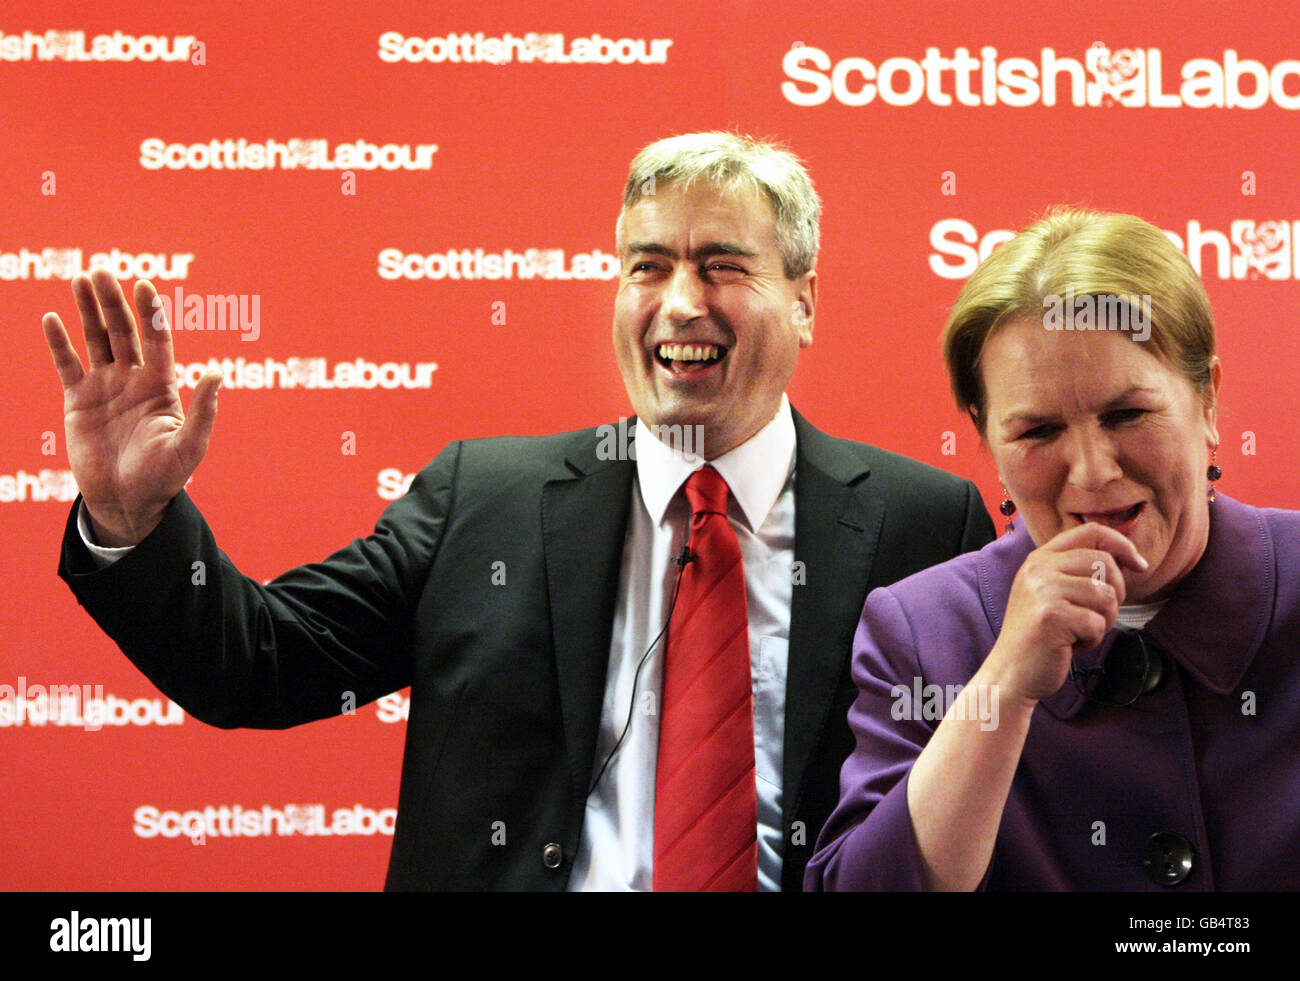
top-left (1051, 573), bottom-right (1120, 626)
top-left (1044, 520), bottom-right (1149, 573)
top-left (997, 523), bottom-right (1150, 703)
top-left (1061, 604), bottom-right (1110, 653)
top-left (1044, 547), bottom-right (1127, 608)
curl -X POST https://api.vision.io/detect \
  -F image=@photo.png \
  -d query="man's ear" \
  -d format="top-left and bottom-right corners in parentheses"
top-left (793, 271), bottom-right (817, 346)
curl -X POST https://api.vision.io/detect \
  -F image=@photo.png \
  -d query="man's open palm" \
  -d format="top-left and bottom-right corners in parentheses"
top-left (40, 269), bottom-right (221, 545)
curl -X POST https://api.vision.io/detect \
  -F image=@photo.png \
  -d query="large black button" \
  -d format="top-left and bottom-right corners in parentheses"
top-left (542, 842), bottom-right (563, 870)
top-left (1108, 633), bottom-right (1164, 697)
top-left (1143, 832), bottom-right (1194, 885)
top-left (1139, 646), bottom-right (1165, 694)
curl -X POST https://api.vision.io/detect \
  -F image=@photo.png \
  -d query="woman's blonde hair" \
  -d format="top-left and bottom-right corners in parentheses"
top-left (942, 207), bottom-right (1217, 435)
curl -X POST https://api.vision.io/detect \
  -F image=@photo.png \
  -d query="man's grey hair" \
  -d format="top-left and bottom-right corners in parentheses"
top-left (616, 131), bottom-right (821, 279)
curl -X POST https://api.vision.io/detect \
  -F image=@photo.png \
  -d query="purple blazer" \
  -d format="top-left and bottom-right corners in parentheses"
top-left (806, 493), bottom-right (1300, 890)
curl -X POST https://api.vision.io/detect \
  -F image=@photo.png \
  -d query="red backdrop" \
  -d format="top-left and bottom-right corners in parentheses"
top-left (3, 0), bottom-right (1298, 889)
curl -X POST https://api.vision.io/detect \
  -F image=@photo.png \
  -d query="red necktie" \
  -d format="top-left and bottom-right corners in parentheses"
top-left (653, 466), bottom-right (758, 891)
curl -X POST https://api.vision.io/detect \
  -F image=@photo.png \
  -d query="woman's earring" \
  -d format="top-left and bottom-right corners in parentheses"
top-left (1207, 444), bottom-right (1221, 503)
top-left (999, 484), bottom-right (1016, 534)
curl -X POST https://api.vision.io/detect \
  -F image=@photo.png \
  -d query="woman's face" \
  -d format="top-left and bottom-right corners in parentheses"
top-left (981, 318), bottom-right (1221, 602)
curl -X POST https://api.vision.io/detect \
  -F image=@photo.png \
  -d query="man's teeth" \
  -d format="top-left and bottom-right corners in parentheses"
top-left (658, 343), bottom-right (721, 362)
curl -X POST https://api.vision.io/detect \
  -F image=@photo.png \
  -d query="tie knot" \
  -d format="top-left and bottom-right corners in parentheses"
top-left (684, 466), bottom-right (730, 517)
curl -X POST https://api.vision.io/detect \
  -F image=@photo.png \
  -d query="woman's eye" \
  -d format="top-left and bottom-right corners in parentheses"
top-left (1105, 408), bottom-right (1146, 426)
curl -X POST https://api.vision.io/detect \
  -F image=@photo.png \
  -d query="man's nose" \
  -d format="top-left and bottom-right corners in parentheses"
top-left (660, 266), bottom-right (707, 323)
top-left (1066, 427), bottom-right (1124, 492)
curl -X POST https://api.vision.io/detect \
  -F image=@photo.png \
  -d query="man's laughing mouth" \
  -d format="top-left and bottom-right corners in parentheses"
top-left (654, 342), bottom-right (727, 375)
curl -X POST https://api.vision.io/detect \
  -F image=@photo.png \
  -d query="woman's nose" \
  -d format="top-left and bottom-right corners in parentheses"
top-left (1067, 429), bottom-right (1124, 492)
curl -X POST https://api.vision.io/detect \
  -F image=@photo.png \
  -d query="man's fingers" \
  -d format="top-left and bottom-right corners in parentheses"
top-left (41, 312), bottom-right (86, 389)
top-left (90, 268), bottom-right (144, 366)
top-left (176, 369), bottom-right (221, 471)
top-left (72, 272), bottom-right (113, 366)
top-left (134, 279), bottom-right (175, 371)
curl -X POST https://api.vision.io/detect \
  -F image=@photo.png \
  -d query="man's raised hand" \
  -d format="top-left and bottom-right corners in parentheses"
top-left (41, 269), bottom-right (221, 546)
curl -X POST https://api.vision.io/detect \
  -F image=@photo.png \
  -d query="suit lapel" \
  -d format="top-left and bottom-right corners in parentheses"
top-left (541, 425), bottom-right (636, 813)
top-left (540, 413), bottom-right (886, 875)
top-left (782, 411), bottom-right (884, 835)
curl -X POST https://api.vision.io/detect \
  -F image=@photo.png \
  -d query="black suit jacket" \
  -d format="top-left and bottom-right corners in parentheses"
top-left (58, 408), bottom-right (994, 890)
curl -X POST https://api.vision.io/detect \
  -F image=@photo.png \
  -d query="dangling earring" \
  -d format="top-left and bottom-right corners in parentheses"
top-left (1207, 444), bottom-right (1221, 503)
top-left (999, 483), bottom-right (1016, 535)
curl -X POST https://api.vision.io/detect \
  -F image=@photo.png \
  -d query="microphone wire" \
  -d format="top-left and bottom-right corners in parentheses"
top-left (585, 543), bottom-right (693, 797)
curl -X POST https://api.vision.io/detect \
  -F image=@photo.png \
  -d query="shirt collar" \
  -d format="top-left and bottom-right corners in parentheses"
top-left (634, 394), bottom-right (796, 531)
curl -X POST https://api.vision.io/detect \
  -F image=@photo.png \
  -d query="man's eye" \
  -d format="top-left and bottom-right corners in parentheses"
top-left (1019, 424), bottom-right (1056, 440)
top-left (706, 263), bottom-right (744, 274)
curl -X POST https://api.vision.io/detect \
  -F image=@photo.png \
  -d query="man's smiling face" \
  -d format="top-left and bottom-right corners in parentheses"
top-left (613, 180), bottom-right (816, 459)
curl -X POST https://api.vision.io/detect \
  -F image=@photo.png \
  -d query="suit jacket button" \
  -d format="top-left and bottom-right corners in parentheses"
top-left (1143, 832), bottom-right (1194, 885)
top-left (542, 842), bottom-right (563, 869)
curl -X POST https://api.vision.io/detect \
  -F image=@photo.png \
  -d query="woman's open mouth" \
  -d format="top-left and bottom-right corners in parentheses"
top-left (1072, 501), bottom-right (1145, 531)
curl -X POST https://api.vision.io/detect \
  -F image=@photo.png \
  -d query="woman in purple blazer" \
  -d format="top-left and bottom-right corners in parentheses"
top-left (807, 207), bottom-right (1300, 890)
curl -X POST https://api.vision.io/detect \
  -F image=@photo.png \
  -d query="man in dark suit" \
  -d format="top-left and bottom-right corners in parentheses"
top-left (46, 132), bottom-right (994, 890)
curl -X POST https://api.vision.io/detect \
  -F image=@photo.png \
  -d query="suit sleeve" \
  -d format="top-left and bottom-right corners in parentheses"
top-left (57, 441), bottom-right (461, 729)
top-left (803, 584), bottom-right (934, 890)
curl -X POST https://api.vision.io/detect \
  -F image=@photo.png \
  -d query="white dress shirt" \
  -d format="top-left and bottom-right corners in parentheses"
top-left (567, 396), bottom-right (796, 891)
top-left (77, 396), bottom-right (798, 891)
top-left (1115, 601), bottom-right (1168, 630)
